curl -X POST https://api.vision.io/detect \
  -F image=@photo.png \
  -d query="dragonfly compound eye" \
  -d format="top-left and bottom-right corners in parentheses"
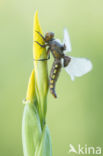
top-left (45, 32), bottom-right (54, 42)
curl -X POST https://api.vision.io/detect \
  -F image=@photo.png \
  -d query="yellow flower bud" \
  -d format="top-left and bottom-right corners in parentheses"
top-left (33, 11), bottom-right (48, 127)
top-left (33, 11), bottom-right (45, 60)
top-left (23, 69), bottom-right (35, 104)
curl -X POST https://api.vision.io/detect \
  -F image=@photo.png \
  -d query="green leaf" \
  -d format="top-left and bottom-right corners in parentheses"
top-left (22, 102), bottom-right (42, 156)
top-left (34, 125), bottom-right (52, 156)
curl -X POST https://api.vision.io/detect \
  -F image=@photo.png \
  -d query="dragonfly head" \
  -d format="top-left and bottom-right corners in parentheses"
top-left (45, 32), bottom-right (54, 42)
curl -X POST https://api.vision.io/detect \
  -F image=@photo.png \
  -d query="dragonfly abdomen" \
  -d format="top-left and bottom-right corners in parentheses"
top-left (49, 59), bottom-right (62, 98)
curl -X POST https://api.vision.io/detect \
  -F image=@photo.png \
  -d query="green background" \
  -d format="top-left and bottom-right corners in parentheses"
top-left (0, 0), bottom-right (103, 155)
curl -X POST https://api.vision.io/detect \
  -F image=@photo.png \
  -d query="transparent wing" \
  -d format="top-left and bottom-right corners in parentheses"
top-left (65, 57), bottom-right (93, 80)
top-left (63, 28), bottom-right (72, 53)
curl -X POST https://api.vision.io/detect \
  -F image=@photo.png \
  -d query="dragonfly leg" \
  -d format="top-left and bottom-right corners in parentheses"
top-left (34, 41), bottom-right (47, 48)
top-left (35, 31), bottom-right (45, 41)
top-left (47, 47), bottom-right (51, 59)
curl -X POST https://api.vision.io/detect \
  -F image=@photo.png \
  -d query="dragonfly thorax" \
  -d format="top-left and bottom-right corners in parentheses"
top-left (48, 39), bottom-right (66, 59)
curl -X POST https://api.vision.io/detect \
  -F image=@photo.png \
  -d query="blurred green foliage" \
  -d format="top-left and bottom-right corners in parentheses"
top-left (0, 0), bottom-right (103, 155)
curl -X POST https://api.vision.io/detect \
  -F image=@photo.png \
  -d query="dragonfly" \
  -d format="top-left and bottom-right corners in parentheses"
top-left (35, 29), bottom-right (92, 98)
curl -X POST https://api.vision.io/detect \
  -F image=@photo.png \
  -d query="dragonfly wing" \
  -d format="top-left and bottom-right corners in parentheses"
top-left (63, 28), bottom-right (72, 53)
top-left (65, 57), bottom-right (93, 80)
